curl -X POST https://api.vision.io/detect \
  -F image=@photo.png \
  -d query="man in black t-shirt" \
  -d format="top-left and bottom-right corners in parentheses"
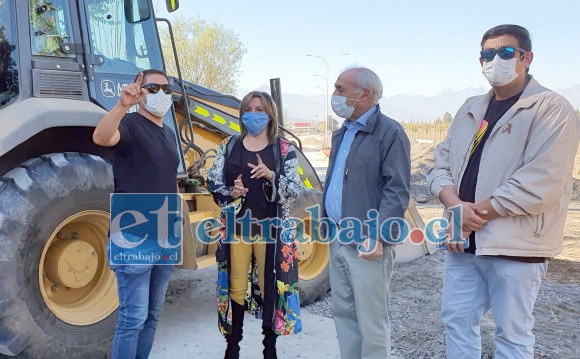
top-left (427, 25), bottom-right (580, 358)
top-left (458, 92), bottom-right (521, 255)
top-left (93, 69), bottom-right (179, 359)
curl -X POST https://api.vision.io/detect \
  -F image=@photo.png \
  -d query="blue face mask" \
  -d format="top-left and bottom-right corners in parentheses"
top-left (242, 112), bottom-right (269, 136)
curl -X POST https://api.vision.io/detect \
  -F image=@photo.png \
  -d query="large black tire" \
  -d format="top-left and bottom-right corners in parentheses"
top-left (297, 266), bottom-right (330, 307)
top-left (290, 188), bottom-right (330, 306)
top-left (0, 153), bottom-right (116, 358)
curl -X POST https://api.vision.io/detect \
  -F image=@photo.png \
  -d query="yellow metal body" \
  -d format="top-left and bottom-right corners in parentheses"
top-left (295, 218), bottom-right (330, 281)
top-left (175, 94), bottom-right (329, 278)
top-left (44, 239), bottom-right (99, 288)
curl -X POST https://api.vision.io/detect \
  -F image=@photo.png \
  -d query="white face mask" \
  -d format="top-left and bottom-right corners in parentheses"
top-left (331, 92), bottom-right (363, 119)
top-left (482, 56), bottom-right (523, 87)
top-left (143, 91), bottom-right (173, 117)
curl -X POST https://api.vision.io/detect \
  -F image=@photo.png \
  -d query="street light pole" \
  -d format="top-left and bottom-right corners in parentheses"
top-left (313, 76), bottom-right (328, 141)
top-left (307, 53), bottom-right (349, 146)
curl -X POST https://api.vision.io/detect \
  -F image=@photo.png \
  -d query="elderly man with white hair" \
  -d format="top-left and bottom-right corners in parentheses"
top-left (322, 67), bottom-right (411, 359)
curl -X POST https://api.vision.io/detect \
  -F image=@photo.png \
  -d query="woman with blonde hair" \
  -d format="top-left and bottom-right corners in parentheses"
top-left (206, 91), bottom-right (302, 358)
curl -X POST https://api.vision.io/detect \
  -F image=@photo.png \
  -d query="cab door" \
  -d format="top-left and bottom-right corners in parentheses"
top-left (79, 0), bottom-right (186, 176)
top-left (78, 0), bottom-right (164, 110)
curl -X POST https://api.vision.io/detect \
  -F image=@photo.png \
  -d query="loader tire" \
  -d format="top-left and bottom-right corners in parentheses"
top-left (297, 265), bottom-right (330, 307)
top-left (0, 153), bottom-right (117, 358)
top-left (290, 188), bottom-right (330, 306)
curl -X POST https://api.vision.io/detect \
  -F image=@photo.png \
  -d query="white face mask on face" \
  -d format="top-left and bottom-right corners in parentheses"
top-left (331, 91), bottom-right (363, 119)
top-left (481, 55), bottom-right (523, 87)
top-left (143, 91), bottom-right (173, 117)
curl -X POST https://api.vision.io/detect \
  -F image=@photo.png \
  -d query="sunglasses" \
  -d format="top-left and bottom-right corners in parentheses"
top-left (142, 83), bottom-right (172, 94)
top-left (480, 46), bottom-right (527, 62)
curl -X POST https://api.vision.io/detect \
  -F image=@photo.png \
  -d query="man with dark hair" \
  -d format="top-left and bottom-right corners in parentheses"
top-left (93, 70), bottom-right (179, 359)
top-left (481, 24), bottom-right (532, 56)
top-left (428, 24), bottom-right (580, 358)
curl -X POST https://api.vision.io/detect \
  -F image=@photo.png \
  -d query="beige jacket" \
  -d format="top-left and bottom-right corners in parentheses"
top-left (427, 77), bottom-right (580, 257)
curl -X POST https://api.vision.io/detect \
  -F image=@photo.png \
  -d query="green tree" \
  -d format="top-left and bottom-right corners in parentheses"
top-left (158, 16), bottom-right (246, 95)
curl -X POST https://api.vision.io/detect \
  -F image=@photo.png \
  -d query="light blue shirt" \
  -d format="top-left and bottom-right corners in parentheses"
top-left (325, 105), bottom-right (377, 223)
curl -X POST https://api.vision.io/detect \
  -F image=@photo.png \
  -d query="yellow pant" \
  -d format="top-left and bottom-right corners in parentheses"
top-left (229, 236), bottom-right (267, 306)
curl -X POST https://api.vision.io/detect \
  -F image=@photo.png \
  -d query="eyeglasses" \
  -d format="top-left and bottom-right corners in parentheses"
top-left (142, 83), bottom-right (172, 94)
top-left (480, 46), bottom-right (527, 62)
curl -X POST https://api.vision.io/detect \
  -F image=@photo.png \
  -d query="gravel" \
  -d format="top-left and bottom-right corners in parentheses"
top-left (305, 250), bottom-right (580, 358)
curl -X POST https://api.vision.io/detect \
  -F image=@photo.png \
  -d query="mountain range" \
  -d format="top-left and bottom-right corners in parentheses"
top-left (238, 85), bottom-right (580, 123)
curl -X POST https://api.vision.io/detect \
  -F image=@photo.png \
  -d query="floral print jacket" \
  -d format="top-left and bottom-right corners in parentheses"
top-left (206, 135), bottom-right (303, 335)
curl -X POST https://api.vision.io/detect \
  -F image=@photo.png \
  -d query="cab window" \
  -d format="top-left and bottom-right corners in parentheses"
top-left (29, 0), bottom-right (75, 57)
top-left (85, 0), bottom-right (163, 74)
top-left (0, 0), bottom-right (19, 108)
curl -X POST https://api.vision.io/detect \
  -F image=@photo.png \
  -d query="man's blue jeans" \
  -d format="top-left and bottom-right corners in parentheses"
top-left (111, 263), bottom-right (174, 359)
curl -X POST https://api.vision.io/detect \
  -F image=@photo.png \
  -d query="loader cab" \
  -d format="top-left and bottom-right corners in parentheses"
top-left (3, 0), bottom-right (179, 111)
top-left (5, 0), bottom-right (185, 174)
top-left (82, 0), bottom-right (165, 110)
top-left (20, 0), bottom-right (166, 108)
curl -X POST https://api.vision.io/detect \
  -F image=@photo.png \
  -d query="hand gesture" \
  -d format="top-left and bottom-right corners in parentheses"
top-left (232, 174), bottom-right (249, 199)
top-left (358, 239), bottom-right (383, 260)
top-left (247, 154), bottom-right (274, 181)
top-left (442, 225), bottom-right (471, 253)
top-left (120, 72), bottom-right (148, 107)
top-left (460, 202), bottom-right (488, 232)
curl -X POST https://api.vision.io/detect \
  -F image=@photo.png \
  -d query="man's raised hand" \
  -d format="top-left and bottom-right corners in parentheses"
top-left (120, 72), bottom-right (148, 107)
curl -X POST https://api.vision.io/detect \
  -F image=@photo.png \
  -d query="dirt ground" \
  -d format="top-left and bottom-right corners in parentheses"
top-left (302, 207), bottom-right (580, 359)
top-left (410, 141), bottom-right (580, 208)
top-left (309, 138), bottom-right (580, 358)
top-left (388, 207), bottom-right (580, 359)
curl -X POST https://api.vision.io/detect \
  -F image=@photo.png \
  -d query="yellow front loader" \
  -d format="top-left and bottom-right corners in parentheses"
top-left (0, 0), bottom-right (427, 357)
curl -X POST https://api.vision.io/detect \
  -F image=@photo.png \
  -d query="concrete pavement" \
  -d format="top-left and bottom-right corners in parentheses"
top-left (150, 267), bottom-right (340, 359)
top-left (151, 146), bottom-right (336, 358)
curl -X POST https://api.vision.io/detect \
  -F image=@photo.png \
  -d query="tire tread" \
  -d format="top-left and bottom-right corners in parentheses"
top-left (0, 152), bottom-right (114, 357)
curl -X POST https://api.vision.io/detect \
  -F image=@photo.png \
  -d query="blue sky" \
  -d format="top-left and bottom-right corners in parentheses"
top-left (160, 0), bottom-right (579, 97)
